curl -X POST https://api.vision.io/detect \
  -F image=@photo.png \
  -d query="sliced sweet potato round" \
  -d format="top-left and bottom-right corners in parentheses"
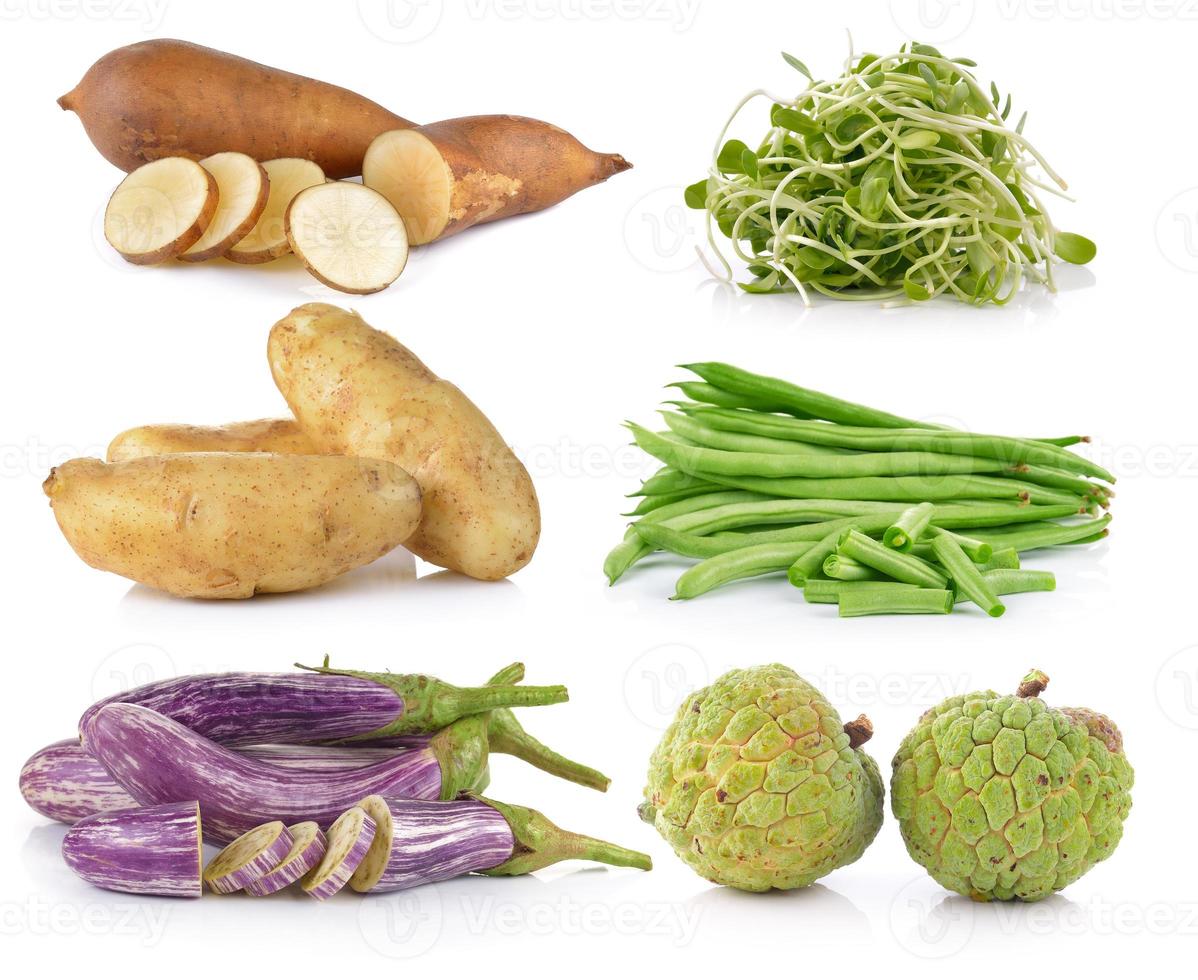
top-left (179, 153), bottom-right (270, 262)
top-left (104, 157), bottom-right (218, 265)
top-left (285, 182), bottom-right (408, 294)
top-left (226, 158), bottom-right (325, 264)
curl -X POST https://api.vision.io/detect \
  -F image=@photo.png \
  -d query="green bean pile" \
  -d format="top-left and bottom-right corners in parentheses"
top-left (604, 363), bottom-right (1113, 617)
top-left (686, 43), bottom-right (1096, 306)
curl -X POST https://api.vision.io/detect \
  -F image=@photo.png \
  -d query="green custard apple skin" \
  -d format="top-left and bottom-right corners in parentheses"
top-left (640, 664), bottom-right (884, 892)
top-left (891, 670), bottom-right (1133, 902)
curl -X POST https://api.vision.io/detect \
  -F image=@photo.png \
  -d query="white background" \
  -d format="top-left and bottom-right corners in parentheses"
top-left (2, 0), bottom-right (1197, 970)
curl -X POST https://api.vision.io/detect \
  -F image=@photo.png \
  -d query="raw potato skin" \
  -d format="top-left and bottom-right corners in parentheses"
top-left (269, 304), bottom-right (540, 581)
top-left (43, 453), bottom-right (422, 599)
top-left (107, 419), bottom-right (317, 462)
top-left (58, 39), bottom-right (416, 178)
top-left (365, 116), bottom-right (631, 243)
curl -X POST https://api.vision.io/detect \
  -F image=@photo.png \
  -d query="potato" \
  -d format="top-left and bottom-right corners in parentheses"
top-left (43, 454), bottom-right (421, 599)
top-left (268, 304), bottom-right (540, 581)
top-left (107, 419), bottom-right (316, 462)
top-left (58, 40), bottom-right (416, 179)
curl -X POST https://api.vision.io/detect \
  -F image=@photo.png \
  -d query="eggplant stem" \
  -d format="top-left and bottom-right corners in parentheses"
top-left (488, 709), bottom-right (611, 792)
top-left (478, 797), bottom-right (653, 876)
top-left (294, 661), bottom-right (568, 741)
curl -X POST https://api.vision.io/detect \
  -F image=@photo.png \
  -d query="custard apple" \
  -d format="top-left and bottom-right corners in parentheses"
top-left (892, 669), bottom-right (1133, 902)
top-left (639, 664), bottom-right (884, 892)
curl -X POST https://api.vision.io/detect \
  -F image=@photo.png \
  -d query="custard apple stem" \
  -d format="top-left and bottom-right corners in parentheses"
top-left (1016, 669), bottom-right (1050, 699)
top-left (293, 658), bottom-right (569, 741)
top-left (843, 714), bottom-right (874, 749)
top-left (478, 797), bottom-right (653, 875)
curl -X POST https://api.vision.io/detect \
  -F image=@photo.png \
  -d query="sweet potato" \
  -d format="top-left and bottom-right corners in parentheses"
top-left (44, 453), bottom-right (422, 599)
top-left (104, 158), bottom-right (218, 264)
top-left (179, 153), bottom-right (270, 262)
top-left (362, 116), bottom-right (631, 244)
top-left (269, 304), bottom-right (540, 581)
top-left (58, 39), bottom-right (416, 179)
top-left (107, 420), bottom-right (316, 462)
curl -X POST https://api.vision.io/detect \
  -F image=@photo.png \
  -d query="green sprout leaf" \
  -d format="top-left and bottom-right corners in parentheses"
top-left (1053, 232), bottom-right (1097, 265)
top-left (716, 139), bottom-right (751, 174)
top-left (683, 180), bottom-right (708, 209)
top-left (781, 51), bottom-right (812, 80)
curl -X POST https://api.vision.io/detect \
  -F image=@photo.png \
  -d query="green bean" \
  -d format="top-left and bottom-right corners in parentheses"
top-left (977, 547), bottom-right (1020, 571)
top-left (967, 515), bottom-right (1112, 552)
top-left (632, 466), bottom-right (720, 497)
top-left (602, 490), bottom-right (768, 584)
top-left (679, 406), bottom-right (1114, 483)
top-left (672, 542), bottom-right (815, 600)
top-left (976, 568), bottom-right (1056, 596)
top-left (931, 533), bottom-right (1005, 617)
top-left (630, 423), bottom-right (1007, 480)
top-left (823, 553), bottom-right (883, 581)
top-left (884, 502), bottom-right (935, 551)
top-left (802, 580), bottom-right (919, 604)
top-left (651, 499), bottom-right (1085, 540)
top-left (838, 588), bottom-right (955, 617)
top-left (634, 518), bottom-right (882, 560)
top-left (662, 412), bottom-right (849, 457)
top-left (926, 527), bottom-right (993, 563)
top-left (654, 499), bottom-right (900, 535)
top-left (838, 529), bottom-right (949, 589)
top-left (667, 380), bottom-right (813, 416)
top-left (681, 362), bottom-right (936, 429)
top-left (787, 526), bottom-right (850, 586)
top-left (1008, 464), bottom-right (1112, 502)
top-left (686, 469), bottom-right (1047, 504)
top-left (623, 487), bottom-right (721, 516)
top-left (1035, 435), bottom-right (1089, 448)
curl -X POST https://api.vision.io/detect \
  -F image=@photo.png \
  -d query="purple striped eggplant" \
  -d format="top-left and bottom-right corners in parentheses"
top-left (84, 704), bottom-right (498, 844)
top-left (349, 795), bottom-right (652, 894)
top-left (302, 807), bottom-right (375, 900)
top-left (19, 739), bottom-right (441, 825)
top-left (62, 802), bottom-right (202, 898)
top-left (20, 739), bottom-right (137, 823)
top-left (244, 822), bottom-right (327, 896)
top-left (204, 821), bottom-right (295, 894)
top-left (78, 660), bottom-right (567, 746)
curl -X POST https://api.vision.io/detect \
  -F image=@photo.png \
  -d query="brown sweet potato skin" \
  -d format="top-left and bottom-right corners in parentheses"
top-left (59, 39), bottom-right (416, 178)
top-left (422, 115), bottom-right (631, 238)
